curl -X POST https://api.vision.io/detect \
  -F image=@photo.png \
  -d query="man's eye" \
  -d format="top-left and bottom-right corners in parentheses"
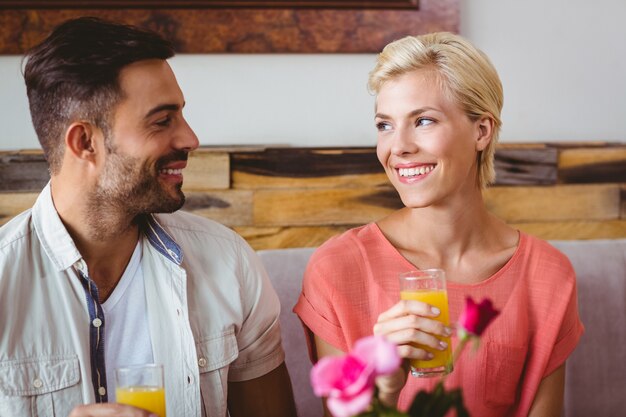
top-left (376, 121), bottom-right (392, 132)
top-left (155, 116), bottom-right (172, 127)
top-left (416, 118), bottom-right (434, 127)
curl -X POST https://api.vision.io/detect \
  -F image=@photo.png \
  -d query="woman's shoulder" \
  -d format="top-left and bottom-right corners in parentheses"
top-left (309, 223), bottom-right (377, 264)
top-left (517, 232), bottom-right (576, 285)
top-left (305, 223), bottom-right (387, 280)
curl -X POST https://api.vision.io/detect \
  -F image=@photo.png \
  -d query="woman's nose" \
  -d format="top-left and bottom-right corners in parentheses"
top-left (390, 126), bottom-right (419, 155)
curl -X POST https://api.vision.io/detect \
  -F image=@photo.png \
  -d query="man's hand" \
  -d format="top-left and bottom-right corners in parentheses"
top-left (69, 403), bottom-right (157, 417)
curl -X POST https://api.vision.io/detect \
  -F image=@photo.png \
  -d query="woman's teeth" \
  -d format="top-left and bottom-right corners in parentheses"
top-left (398, 165), bottom-right (434, 177)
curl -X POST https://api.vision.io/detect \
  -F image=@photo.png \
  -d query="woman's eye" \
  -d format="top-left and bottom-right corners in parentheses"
top-left (376, 121), bottom-right (392, 132)
top-left (416, 118), bottom-right (434, 127)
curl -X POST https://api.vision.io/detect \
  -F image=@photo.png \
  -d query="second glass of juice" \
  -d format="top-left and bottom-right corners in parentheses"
top-left (115, 364), bottom-right (166, 417)
top-left (399, 269), bottom-right (452, 377)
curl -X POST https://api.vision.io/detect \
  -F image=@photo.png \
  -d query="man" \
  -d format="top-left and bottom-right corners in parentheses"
top-left (0, 17), bottom-right (297, 417)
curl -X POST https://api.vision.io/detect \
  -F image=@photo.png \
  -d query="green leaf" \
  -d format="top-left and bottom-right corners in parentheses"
top-left (406, 383), bottom-right (471, 417)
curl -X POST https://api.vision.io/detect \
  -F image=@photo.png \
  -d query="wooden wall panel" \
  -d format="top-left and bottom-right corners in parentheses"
top-left (0, 192), bottom-right (39, 225)
top-left (254, 187), bottom-right (401, 226)
top-left (1, 143), bottom-right (624, 248)
top-left (558, 146), bottom-right (626, 184)
top-left (234, 225), bottom-right (349, 250)
top-left (511, 220), bottom-right (626, 241)
top-left (621, 184), bottom-right (626, 219)
top-left (0, 151), bottom-right (49, 192)
top-left (182, 190), bottom-right (252, 226)
top-left (182, 151), bottom-right (229, 191)
top-left (484, 184), bottom-right (620, 222)
top-left (232, 148), bottom-right (388, 189)
top-left (493, 147), bottom-right (557, 185)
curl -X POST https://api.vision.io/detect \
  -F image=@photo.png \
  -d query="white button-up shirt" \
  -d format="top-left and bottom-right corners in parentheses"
top-left (0, 183), bottom-right (285, 417)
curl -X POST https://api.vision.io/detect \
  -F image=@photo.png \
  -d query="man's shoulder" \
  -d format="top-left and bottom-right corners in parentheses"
top-left (152, 210), bottom-right (244, 246)
top-left (0, 209), bottom-right (34, 252)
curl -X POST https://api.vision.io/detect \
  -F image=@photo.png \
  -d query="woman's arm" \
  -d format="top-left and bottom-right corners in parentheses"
top-left (314, 334), bottom-right (347, 417)
top-left (528, 364), bottom-right (565, 417)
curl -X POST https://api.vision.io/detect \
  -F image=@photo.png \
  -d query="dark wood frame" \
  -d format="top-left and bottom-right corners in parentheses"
top-left (0, 0), bottom-right (419, 9)
top-left (0, 0), bottom-right (458, 53)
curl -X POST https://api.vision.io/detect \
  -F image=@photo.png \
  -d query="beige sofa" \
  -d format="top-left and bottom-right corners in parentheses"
top-left (258, 238), bottom-right (626, 417)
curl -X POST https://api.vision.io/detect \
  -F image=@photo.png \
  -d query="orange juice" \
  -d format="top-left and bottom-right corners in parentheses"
top-left (116, 386), bottom-right (166, 417)
top-left (400, 289), bottom-right (452, 374)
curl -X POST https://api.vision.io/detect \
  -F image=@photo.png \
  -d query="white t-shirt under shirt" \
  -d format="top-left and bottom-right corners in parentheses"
top-left (102, 242), bottom-right (154, 402)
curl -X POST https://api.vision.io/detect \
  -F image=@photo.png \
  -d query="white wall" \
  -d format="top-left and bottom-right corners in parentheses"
top-left (0, 0), bottom-right (625, 151)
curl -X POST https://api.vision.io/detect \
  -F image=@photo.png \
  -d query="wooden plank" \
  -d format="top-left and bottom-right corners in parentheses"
top-left (511, 220), bottom-right (626, 241)
top-left (619, 184), bottom-right (626, 219)
top-left (236, 220), bottom-right (626, 250)
top-left (484, 184), bottom-right (620, 222)
top-left (234, 171), bottom-right (391, 189)
top-left (622, 184), bottom-right (626, 219)
top-left (253, 187), bottom-right (402, 226)
top-left (558, 146), bottom-right (626, 183)
top-left (182, 151), bottom-right (229, 191)
top-left (234, 146), bottom-right (559, 189)
top-left (0, 152), bottom-right (49, 192)
top-left (181, 190), bottom-right (252, 226)
top-left (234, 225), bottom-right (349, 250)
top-left (0, 192), bottom-right (39, 225)
top-left (494, 147), bottom-right (557, 185)
top-left (232, 148), bottom-right (389, 189)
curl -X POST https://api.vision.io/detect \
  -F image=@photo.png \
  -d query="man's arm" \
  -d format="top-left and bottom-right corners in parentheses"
top-left (227, 362), bottom-right (298, 417)
top-left (528, 364), bottom-right (566, 417)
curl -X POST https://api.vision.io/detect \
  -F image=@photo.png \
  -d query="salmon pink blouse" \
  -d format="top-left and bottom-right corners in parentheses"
top-left (294, 223), bottom-right (584, 417)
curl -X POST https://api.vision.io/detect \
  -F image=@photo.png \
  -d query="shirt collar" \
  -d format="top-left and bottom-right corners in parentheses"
top-left (32, 182), bottom-right (82, 272)
top-left (141, 214), bottom-right (183, 266)
top-left (32, 182), bottom-right (184, 271)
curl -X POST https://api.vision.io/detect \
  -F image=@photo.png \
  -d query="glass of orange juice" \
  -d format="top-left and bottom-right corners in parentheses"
top-left (399, 269), bottom-right (452, 377)
top-left (115, 364), bottom-right (166, 417)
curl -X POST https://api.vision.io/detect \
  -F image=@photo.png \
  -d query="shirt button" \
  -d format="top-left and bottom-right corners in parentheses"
top-left (92, 318), bottom-right (103, 328)
top-left (33, 378), bottom-right (43, 388)
top-left (98, 386), bottom-right (106, 396)
top-left (198, 357), bottom-right (207, 368)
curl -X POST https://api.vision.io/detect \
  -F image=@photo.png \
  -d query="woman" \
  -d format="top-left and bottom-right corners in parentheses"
top-left (294, 33), bottom-right (583, 417)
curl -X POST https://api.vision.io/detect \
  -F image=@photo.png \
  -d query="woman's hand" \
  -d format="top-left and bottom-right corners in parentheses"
top-left (372, 299), bottom-right (452, 406)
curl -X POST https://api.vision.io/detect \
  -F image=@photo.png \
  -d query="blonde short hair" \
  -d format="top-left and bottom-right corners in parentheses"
top-left (368, 32), bottom-right (503, 188)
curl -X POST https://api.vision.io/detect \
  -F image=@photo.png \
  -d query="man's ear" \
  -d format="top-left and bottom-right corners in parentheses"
top-left (65, 122), bottom-right (98, 163)
top-left (475, 115), bottom-right (495, 152)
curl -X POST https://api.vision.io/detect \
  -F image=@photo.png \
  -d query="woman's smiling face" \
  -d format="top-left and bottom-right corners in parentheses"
top-left (374, 69), bottom-right (490, 209)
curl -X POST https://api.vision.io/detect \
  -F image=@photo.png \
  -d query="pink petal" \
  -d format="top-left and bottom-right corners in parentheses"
top-left (310, 356), bottom-right (348, 396)
top-left (352, 335), bottom-right (401, 375)
top-left (459, 297), bottom-right (500, 336)
top-left (327, 386), bottom-right (374, 417)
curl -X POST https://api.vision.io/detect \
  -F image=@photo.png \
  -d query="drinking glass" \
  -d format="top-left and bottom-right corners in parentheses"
top-left (115, 364), bottom-right (166, 417)
top-left (399, 269), bottom-right (453, 377)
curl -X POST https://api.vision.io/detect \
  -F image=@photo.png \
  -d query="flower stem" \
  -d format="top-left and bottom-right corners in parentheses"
top-left (442, 337), bottom-right (468, 383)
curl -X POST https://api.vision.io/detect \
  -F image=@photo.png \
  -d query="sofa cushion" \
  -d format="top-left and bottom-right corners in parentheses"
top-left (550, 239), bottom-right (626, 417)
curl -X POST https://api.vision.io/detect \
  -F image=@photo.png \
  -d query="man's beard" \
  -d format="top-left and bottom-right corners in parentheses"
top-left (89, 146), bottom-right (188, 226)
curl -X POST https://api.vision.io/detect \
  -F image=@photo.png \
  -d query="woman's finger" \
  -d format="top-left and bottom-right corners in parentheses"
top-left (374, 314), bottom-right (451, 338)
top-left (377, 299), bottom-right (441, 322)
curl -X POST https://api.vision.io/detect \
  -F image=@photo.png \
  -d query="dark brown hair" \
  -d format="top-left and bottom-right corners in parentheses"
top-left (23, 17), bottom-right (174, 174)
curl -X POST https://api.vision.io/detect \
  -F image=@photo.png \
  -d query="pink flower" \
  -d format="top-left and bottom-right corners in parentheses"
top-left (458, 297), bottom-right (500, 337)
top-left (310, 336), bottom-right (400, 417)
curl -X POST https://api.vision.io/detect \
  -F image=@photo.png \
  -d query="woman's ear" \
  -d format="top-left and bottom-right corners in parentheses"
top-left (475, 115), bottom-right (495, 152)
top-left (65, 121), bottom-right (98, 163)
